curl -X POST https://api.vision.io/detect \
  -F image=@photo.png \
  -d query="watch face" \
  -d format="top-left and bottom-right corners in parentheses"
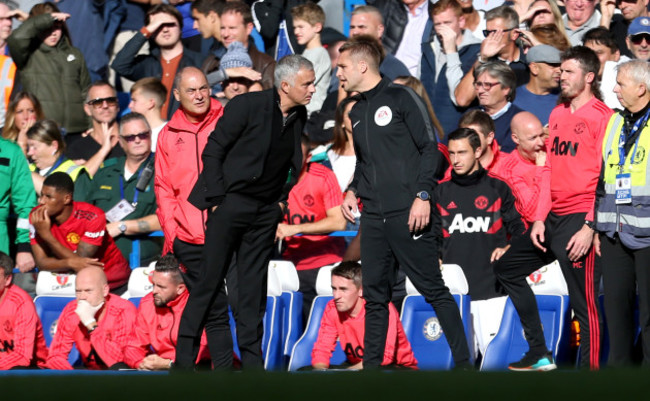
top-left (418, 191), bottom-right (429, 201)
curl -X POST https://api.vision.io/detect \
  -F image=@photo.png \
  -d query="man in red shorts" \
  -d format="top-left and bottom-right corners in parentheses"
top-left (29, 173), bottom-right (131, 294)
top-left (46, 266), bottom-right (136, 370)
top-left (494, 46), bottom-right (612, 370)
top-left (0, 251), bottom-right (48, 370)
top-left (311, 261), bottom-right (417, 370)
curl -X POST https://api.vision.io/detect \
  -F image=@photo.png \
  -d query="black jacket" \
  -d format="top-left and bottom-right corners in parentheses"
top-left (111, 31), bottom-right (205, 119)
top-left (348, 77), bottom-right (441, 217)
top-left (434, 166), bottom-right (526, 300)
top-left (189, 88), bottom-right (305, 210)
top-left (368, 0), bottom-right (433, 55)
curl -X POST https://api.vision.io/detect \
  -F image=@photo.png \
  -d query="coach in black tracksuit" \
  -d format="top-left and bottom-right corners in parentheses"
top-left (176, 56), bottom-right (313, 370)
top-left (339, 35), bottom-right (471, 369)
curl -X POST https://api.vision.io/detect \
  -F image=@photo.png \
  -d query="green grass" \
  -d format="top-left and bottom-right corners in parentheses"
top-left (2, 369), bottom-right (648, 400)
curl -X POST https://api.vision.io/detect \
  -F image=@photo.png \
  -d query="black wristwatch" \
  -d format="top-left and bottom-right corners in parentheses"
top-left (416, 191), bottom-right (430, 201)
top-left (584, 220), bottom-right (595, 230)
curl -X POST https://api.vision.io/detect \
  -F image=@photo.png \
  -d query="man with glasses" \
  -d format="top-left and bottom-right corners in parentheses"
top-left (76, 113), bottom-right (162, 266)
top-left (600, 0), bottom-right (649, 58)
top-left (626, 16), bottom-right (650, 61)
top-left (564, 0), bottom-right (601, 45)
top-left (455, 6), bottom-right (528, 109)
top-left (472, 61), bottom-right (523, 153)
top-left (66, 81), bottom-right (123, 179)
top-left (112, 4), bottom-right (205, 119)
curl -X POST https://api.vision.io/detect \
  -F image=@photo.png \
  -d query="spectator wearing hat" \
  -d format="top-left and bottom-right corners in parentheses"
top-left (626, 16), bottom-right (650, 61)
top-left (214, 42), bottom-right (263, 105)
top-left (513, 45), bottom-right (561, 126)
top-left (600, 0), bottom-right (649, 59)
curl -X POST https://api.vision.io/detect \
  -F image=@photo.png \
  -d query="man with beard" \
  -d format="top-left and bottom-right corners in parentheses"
top-left (493, 46), bottom-right (612, 370)
top-left (124, 254), bottom-right (210, 370)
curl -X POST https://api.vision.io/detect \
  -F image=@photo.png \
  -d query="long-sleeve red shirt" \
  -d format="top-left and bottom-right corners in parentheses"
top-left (547, 98), bottom-right (613, 220)
top-left (492, 149), bottom-right (551, 223)
top-left (46, 294), bottom-right (136, 370)
top-left (311, 299), bottom-right (417, 368)
top-left (123, 291), bottom-right (210, 368)
top-left (0, 285), bottom-right (48, 370)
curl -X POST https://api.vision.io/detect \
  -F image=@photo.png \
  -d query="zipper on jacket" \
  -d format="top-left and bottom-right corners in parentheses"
top-left (195, 134), bottom-right (206, 230)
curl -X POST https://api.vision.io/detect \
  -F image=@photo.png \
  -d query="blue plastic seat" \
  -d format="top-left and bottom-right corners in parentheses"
top-left (33, 295), bottom-right (81, 367)
top-left (480, 295), bottom-right (571, 370)
top-left (287, 295), bottom-right (346, 371)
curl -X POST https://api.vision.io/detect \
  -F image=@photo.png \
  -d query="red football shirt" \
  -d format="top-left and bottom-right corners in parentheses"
top-left (283, 163), bottom-right (345, 271)
top-left (0, 285), bottom-right (48, 369)
top-left (547, 98), bottom-right (613, 220)
top-left (30, 202), bottom-right (131, 289)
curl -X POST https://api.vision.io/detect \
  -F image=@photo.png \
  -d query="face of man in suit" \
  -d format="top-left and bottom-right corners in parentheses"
top-left (280, 67), bottom-right (316, 109)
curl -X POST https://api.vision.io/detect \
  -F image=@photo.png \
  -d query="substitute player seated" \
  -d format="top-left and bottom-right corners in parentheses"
top-left (124, 254), bottom-right (210, 370)
top-left (0, 252), bottom-right (48, 370)
top-left (311, 261), bottom-right (417, 370)
top-left (46, 267), bottom-right (136, 370)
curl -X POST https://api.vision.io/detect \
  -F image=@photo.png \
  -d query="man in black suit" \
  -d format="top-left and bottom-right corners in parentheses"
top-left (176, 55), bottom-right (315, 370)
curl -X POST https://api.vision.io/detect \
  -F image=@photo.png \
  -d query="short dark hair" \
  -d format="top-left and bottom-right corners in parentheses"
top-left (448, 127), bottom-right (481, 151)
top-left (191, 0), bottom-right (226, 16)
top-left (86, 80), bottom-right (116, 103)
top-left (155, 254), bottom-right (184, 285)
top-left (0, 251), bottom-right (13, 277)
top-left (582, 27), bottom-right (619, 54)
top-left (146, 4), bottom-right (184, 29)
top-left (43, 172), bottom-right (74, 195)
top-left (331, 261), bottom-right (362, 288)
top-left (485, 5), bottom-right (519, 29)
top-left (221, 1), bottom-right (253, 25)
top-left (561, 46), bottom-right (602, 99)
top-left (339, 35), bottom-right (385, 72)
top-left (119, 112), bottom-right (151, 136)
top-left (458, 109), bottom-right (496, 138)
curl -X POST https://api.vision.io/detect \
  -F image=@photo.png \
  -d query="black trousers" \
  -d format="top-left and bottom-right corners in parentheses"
top-left (494, 212), bottom-right (603, 368)
top-left (600, 234), bottom-right (650, 367)
top-left (360, 213), bottom-right (471, 368)
top-left (176, 194), bottom-right (282, 369)
top-left (173, 238), bottom-right (234, 369)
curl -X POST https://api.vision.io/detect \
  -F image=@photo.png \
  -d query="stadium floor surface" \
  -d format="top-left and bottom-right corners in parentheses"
top-left (2, 368), bottom-right (647, 400)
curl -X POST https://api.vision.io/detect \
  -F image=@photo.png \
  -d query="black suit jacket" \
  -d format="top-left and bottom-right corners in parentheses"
top-left (188, 89), bottom-right (305, 210)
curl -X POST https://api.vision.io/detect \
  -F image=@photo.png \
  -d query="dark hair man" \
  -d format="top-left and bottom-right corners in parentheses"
top-left (112, 4), bottom-right (205, 119)
top-left (124, 254), bottom-right (210, 370)
top-left (178, 55), bottom-right (314, 370)
top-left (494, 46), bottom-right (612, 370)
top-left (29, 172), bottom-right (131, 293)
top-left (0, 251), bottom-right (48, 370)
top-left (338, 35), bottom-right (471, 369)
top-left (436, 128), bottom-right (526, 358)
top-left (311, 261), bottom-right (417, 370)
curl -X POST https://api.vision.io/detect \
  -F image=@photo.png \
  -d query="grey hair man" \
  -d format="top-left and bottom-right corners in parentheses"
top-left (177, 55), bottom-right (314, 370)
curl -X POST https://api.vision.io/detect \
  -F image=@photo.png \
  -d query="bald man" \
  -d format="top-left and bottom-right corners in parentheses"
top-left (46, 267), bottom-right (137, 370)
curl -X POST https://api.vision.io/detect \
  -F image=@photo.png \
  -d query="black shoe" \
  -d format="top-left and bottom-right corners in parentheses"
top-left (508, 352), bottom-right (557, 371)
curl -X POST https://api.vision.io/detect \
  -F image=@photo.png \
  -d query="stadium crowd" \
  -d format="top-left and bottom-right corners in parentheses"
top-left (1, 0), bottom-right (650, 372)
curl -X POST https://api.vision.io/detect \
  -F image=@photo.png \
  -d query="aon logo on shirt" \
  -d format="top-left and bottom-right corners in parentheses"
top-left (449, 214), bottom-right (490, 234)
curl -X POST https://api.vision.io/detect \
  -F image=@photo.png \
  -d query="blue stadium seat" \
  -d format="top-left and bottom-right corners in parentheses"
top-left (268, 260), bottom-right (303, 366)
top-left (287, 295), bottom-right (346, 371)
top-left (400, 293), bottom-right (472, 370)
top-left (343, 0), bottom-right (367, 36)
top-left (33, 296), bottom-right (81, 367)
top-left (480, 295), bottom-right (571, 370)
top-left (228, 295), bottom-right (283, 371)
top-left (400, 264), bottom-right (473, 370)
